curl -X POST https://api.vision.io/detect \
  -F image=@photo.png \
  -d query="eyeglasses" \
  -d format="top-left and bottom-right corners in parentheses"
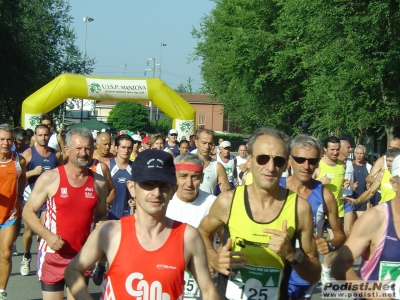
top-left (255, 154), bottom-right (287, 168)
top-left (133, 141), bottom-right (141, 145)
top-left (291, 155), bottom-right (320, 166)
top-left (170, 134), bottom-right (178, 137)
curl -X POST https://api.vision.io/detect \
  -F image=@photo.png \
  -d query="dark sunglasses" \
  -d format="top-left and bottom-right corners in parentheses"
top-left (170, 134), bottom-right (178, 136)
top-left (133, 141), bottom-right (142, 145)
top-left (255, 154), bottom-right (287, 168)
top-left (291, 155), bottom-right (319, 166)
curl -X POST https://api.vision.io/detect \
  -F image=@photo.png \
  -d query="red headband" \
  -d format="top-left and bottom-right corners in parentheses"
top-left (175, 164), bottom-right (203, 173)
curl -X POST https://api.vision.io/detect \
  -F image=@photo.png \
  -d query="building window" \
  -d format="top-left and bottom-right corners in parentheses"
top-left (198, 114), bottom-right (206, 126)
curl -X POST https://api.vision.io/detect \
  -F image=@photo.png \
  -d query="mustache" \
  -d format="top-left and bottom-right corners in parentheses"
top-left (77, 155), bottom-right (89, 160)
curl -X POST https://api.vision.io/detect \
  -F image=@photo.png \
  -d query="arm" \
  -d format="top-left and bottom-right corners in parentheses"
top-left (17, 156), bottom-right (27, 210)
top-left (198, 192), bottom-right (246, 276)
top-left (233, 157), bottom-right (239, 186)
top-left (22, 170), bottom-right (64, 250)
top-left (93, 173), bottom-right (108, 223)
top-left (65, 221), bottom-right (119, 300)
top-left (265, 198), bottom-right (321, 284)
top-left (216, 162), bottom-right (231, 191)
top-left (56, 151), bottom-right (64, 166)
top-left (56, 135), bottom-right (66, 155)
top-left (315, 187), bottom-right (345, 254)
top-left (331, 208), bottom-right (381, 280)
top-left (185, 226), bottom-right (220, 300)
top-left (366, 156), bottom-right (384, 184)
top-left (21, 148), bottom-right (41, 179)
top-left (343, 171), bottom-right (383, 205)
top-left (100, 162), bottom-right (116, 206)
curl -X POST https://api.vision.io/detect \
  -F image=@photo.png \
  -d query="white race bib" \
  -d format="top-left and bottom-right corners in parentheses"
top-left (184, 271), bottom-right (200, 298)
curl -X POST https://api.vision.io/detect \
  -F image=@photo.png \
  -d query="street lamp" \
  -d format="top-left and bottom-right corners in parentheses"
top-left (159, 43), bottom-right (167, 78)
top-left (81, 16), bottom-right (94, 122)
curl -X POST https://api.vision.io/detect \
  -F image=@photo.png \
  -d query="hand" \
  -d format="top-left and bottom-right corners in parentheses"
top-left (366, 182), bottom-right (371, 189)
top-left (263, 220), bottom-right (294, 261)
top-left (353, 181), bottom-right (359, 190)
top-left (341, 196), bottom-right (358, 205)
top-left (343, 179), bottom-right (350, 189)
top-left (95, 220), bottom-right (104, 228)
top-left (128, 199), bottom-right (136, 211)
top-left (46, 233), bottom-right (64, 251)
top-left (212, 238), bottom-right (246, 277)
top-left (314, 235), bottom-right (329, 255)
top-left (34, 165), bottom-right (43, 176)
top-left (320, 174), bottom-right (331, 185)
top-left (234, 178), bottom-right (239, 187)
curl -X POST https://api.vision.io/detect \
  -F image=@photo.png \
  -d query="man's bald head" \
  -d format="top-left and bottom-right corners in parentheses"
top-left (389, 137), bottom-right (400, 149)
top-left (96, 133), bottom-right (111, 156)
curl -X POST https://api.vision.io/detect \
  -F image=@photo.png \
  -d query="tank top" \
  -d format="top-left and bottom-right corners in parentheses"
top-left (0, 152), bottom-right (21, 223)
top-left (88, 159), bottom-right (104, 176)
top-left (27, 146), bottom-right (58, 190)
top-left (101, 215), bottom-right (186, 300)
top-left (109, 158), bottom-right (133, 219)
top-left (353, 163), bottom-right (370, 197)
top-left (280, 178), bottom-right (325, 286)
top-left (199, 159), bottom-right (218, 194)
top-left (217, 154), bottom-right (235, 183)
top-left (222, 185), bottom-right (296, 300)
top-left (359, 201), bottom-right (400, 281)
top-left (380, 169), bottom-right (395, 203)
top-left (48, 132), bottom-right (60, 152)
top-left (39, 166), bottom-right (98, 254)
top-left (316, 159), bottom-right (345, 217)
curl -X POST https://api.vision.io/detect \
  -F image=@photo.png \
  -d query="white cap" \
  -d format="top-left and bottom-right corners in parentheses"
top-left (132, 134), bottom-right (142, 142)
top-left (168, 129), bottom-right (178, 135)
top-left (220, 141), bottom-right (231, 148)
top-left (101, 128), bottom-right (106, 132)
top-left (391, 155), bottom-right (400, 177)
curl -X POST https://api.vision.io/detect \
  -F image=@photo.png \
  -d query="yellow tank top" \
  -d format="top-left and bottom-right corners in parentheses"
top-left (380, 169), bottom-right (395, 203)
top-left (316, 159), bottom-right (345, 217)
top-left (245, 171), bottom-right (253, 185)
top-left (226, 185), bottom-right (296, 300)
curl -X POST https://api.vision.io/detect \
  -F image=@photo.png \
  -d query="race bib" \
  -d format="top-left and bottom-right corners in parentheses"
top-left (226, 264), bottom-right (282, 300)
top-left (184, 271), bottom-right (200, 298)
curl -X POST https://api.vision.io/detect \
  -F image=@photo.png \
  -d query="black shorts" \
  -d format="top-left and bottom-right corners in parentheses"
top-left (41, 276), bottom-right (89, 292)
top-left (324, 217), bottom-right (344, 230)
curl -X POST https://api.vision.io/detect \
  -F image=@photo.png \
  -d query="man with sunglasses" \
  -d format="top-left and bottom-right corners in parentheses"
top-left (281, 134), bottom-right (345, 299)
top-left (198, 127), bottom-right (321, 300)
top-left (215, 140), bottom-right (238, 195)
top-left (166, 129), bottom-right (180, 157)
top-left (129, 134), bottom-right (142, 161)
top-left (313, 136), bottom-right (345, 284)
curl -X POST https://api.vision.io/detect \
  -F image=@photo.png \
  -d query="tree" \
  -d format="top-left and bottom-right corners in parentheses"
top-left (0, 0), bottom-right (94, 126)
top-left (107, 102), bottom-right (150, 132)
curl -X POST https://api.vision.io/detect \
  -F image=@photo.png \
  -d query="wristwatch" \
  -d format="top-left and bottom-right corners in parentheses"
top-left (288, 248), bottom-right (304, 265)
top-left (327, 241), bottom-right (336, 252)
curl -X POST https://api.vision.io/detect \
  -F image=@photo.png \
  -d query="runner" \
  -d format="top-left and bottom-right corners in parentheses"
top-left (166, 153), bottom-right (217, 299)
top-left (20, 124), bottom-right (63, 276)
top-left (198, 127), bottom-right (321, 300)
top-left (281, 134), bottom-right (345, 300)
top-left (22, 127), bottom-right (107, 300)
top-left (0, 125), bottom-right (26, 300)
top-left (93, 132), bottom-right (115, 163)
top-left (215, 140), bottom-right (238, 195)
top-left (236, 144), bottom-right (247, 185)
top-left (166, 129), bottom-right (180, 157)
top-left (64, 149), bottom-right (220, 299)
top-left (179, 139), bottom-right (190, 155)
top-left (129, 134), bottom-right (142, 161)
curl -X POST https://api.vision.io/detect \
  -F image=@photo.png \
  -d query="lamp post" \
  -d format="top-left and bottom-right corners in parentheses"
top-left (81, 16), bottom-right (94, 122)
top-left (159, 43), bottom-right (167, 78)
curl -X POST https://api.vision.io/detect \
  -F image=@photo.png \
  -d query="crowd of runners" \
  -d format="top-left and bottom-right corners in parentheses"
top-left (0, 114), bottom-right (400, 300)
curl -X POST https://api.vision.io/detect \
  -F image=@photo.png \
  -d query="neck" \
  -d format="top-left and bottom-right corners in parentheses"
top-left (115, 155), bottom-right (129, 165)
top-left (322, 156), bottom-right (337, 165)
top-left (248, 181), bottom-right (283, 204)
top-left (285, 175), bottom-right (314, 194)
top-left (134, 209), bottom-right (169, 236)
top-left (0, 152), bottom-right (11, 161)
top-left (64, 162), bottom-right (87, 177)
top-left (354, 160), bottom-right (364, 166)
top-left (338, 154), bottom-right (347, 162)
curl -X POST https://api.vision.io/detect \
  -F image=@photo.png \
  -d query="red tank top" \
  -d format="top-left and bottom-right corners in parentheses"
top-left (39, 166), bottom-right (98, 255)
top-left (101, 215), bottom-right (186, 300)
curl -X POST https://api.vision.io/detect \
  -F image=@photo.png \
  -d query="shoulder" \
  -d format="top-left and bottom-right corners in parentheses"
top-left (296, 195), bottom-right (312, 214)
top-left (18, 154), bottom-right (26, 165)
top-left (21, 147), bottom-right (32, 158)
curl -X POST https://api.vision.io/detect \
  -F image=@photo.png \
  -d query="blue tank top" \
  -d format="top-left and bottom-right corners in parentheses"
top-left (353, 163), bottom-right (369, 197)
top-left (109, 158), bottom-right (133, 220)
top-left (166, 142), bottom-right (179, 157)
top-left (27, 146), bottom-right (58, 189)
top-left (280, 177), bottom-right (325, 286)
top-left (359, 201), bottom-right (400, 281)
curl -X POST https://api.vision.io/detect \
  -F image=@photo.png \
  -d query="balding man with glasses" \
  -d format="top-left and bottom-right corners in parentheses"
top-left (280, 134), bottom-right (345, 300)
top-left (198, 127), bottom-right (321, 300)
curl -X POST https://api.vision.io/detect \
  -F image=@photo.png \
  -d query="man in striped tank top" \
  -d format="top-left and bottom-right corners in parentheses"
top-left (333, 155), bottom-right (400, 299)
top-left (65, 149), bottom-right (219, 299)
top-left (0, 125), bottom-right (26, 300)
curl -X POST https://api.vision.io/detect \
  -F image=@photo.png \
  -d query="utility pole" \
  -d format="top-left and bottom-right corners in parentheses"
top-left (145, 58), bottom-right (157, 121)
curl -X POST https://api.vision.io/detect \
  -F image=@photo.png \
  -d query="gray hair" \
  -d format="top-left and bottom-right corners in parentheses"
top-left (0, 124), bottom-right (13, 134)
top-left (386, 147), bottom-right (400, 158)
top-left (13, 127), bottom-right (27, 140)
top-left (65, 127), bottom-right (94, 147)
top-left (247, 127), bottom-right (290, 157)
top-left (355, 145), bottom-right (366, 153)
top-left (196, 129), bottom-right (214, 140)
top-left (290, 134), bottom-right (321, 157)
top-left (174, 153), bottom-right (204, 167)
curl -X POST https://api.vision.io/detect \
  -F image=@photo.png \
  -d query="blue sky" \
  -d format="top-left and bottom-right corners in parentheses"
top-left (68, 0), bottom-right (215, 92)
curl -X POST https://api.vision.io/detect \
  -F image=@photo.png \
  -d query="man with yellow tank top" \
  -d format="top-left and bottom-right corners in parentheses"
top-left (198, 127), bottom-right (321, 300)
top-left (313, 136), bottom-right (345, 284)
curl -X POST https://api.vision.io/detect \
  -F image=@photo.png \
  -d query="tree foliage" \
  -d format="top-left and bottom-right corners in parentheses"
top-left (0, 0), bottom-right (94, 126)
top-left (107, 102), bottom-right (150, 132)
top-left (193, 0), bottom-right (400, 143)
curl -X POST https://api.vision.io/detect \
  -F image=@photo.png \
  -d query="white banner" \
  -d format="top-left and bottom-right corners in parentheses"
top-left (24, 114), bottom-right (42, 130)
top-left (86, 79), bottom-right (149, 99)
top-left (175, 119), bottom-right (194, 140)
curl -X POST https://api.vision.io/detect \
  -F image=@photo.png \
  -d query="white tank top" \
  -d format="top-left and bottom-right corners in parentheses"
top-left (199, 159), bottom-right (218, 194)
top-left (217, 154), bottom-right (235, 183)
top-left (48, 132), bottom-right (60, 152)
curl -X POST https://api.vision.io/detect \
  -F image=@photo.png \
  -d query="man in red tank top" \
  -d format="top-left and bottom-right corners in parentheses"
top-left (23, 127), bottom-right (108, 300)
top-left (65, 149), bottom-right (220, 300)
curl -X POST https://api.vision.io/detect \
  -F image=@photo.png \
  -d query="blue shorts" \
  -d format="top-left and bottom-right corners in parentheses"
top-left (344, 200), bottom-right (354, 213)
top-left (214, 182), bottom-right (235, 196)
top-left (288, 282), bottom-right (316, 299)
top-left (0, 217), bottom-right (17, 230)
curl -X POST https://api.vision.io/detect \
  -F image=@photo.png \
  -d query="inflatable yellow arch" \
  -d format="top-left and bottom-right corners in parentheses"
top-left (21, 74), bottom-right (196, 137)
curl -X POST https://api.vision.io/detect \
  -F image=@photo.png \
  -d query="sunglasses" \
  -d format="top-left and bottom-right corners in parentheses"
top-left (170, 134), bottom-right (178, 137)
top-left (255, 154), bottom-right (287, 168)
top-left (291, 155), bottom-right (319, 166)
